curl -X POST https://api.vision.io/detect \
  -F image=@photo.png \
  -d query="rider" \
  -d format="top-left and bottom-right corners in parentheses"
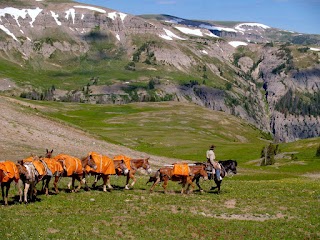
top-left (206, 144), bottom-right (222, 181)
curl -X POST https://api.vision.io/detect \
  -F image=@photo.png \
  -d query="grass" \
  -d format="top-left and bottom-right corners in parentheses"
top-left (0, 174), bottom-right (319, 239)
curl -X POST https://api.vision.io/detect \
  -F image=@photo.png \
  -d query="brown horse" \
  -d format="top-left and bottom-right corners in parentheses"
top-left (39, 149), bottom-right (64, 195)
top-left (148, 164), bottom-right (208, 194)
top-left (53, 153), bottom-right (97, 192)
top-left (124, 157), bottom-right (152, 190)
top-left (0, 161), bottom-right (20, 205)
top-left (87, 152), bottom-right (129, 192)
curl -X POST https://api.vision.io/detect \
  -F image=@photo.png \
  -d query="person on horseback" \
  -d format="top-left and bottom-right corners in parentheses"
top-left (206, 144), bottom-right (222, 181)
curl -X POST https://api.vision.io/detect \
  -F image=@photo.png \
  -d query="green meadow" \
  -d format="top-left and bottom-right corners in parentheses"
top-left (1, 99), bottom-right (320, 239)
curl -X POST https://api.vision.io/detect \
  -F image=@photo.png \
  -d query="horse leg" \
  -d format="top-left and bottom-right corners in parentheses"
top-left (43, 177), bottom-right (51, 196)
top-left (125, 173), bottom-right (134, 190)
top-left (70, 177), bottom-right (76, 192)
top-left (5, 182), bottom-right (11, 205)
top-left (195, 176), bottom-right (203, 192)
top-left (24, 182), bottom-right (30, 204)
top-left (162, 177), bottom-right (169, 194)
top-left (74, 175), bottom-right (83, 192)
top-left (180, 181), bottom-right (186, 194)
top-left (18, 179), bottom-right (23, 203)
top-left (53, 176), bottom-right (60, 194)
top-left (106, 175), bottom-right (113, 190)
top-left (186, 178), bottom-right (194, 194)
top-left (217, 180), bottom-right (221, 194)
top-left (1, 184), bottom-right (4, 205)
top-left (92, 175), bottom-right (100, 188)
top-left (130, 173), bottom-right (137, 188)
top-left (149, 177), bottom-right (160, 192)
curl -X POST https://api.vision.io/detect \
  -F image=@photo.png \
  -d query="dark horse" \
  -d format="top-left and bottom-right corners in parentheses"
top-left (194, 160), bottom-right (237, 193)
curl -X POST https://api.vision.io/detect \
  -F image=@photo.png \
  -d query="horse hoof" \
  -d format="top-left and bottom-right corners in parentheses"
top-left (125, 186), bottom-right (130, 190)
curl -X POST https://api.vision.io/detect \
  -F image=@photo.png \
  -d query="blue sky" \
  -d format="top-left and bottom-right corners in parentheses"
top-left (75, 0), bottom-right (320, 34)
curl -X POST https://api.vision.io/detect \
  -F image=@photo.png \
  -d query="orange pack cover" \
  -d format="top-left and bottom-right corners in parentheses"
top-left (42, 158), bottom-right (64, 175)
top-left (0, 161), bottom-right (20, 183)
top-left (173, 163), bottom-right (190, 176)
top-left (23, 157), bottom-right (46, 176)
top-left (53, 154), bottom-right (83, 176)
top-left (86, 152), bottom-right (115, 175)
top-left (113, 155), bottom-right (131, 171)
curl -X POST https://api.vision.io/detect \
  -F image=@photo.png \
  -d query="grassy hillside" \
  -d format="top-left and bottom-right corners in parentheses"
top-left (26, 99), bottom-right (268, 160)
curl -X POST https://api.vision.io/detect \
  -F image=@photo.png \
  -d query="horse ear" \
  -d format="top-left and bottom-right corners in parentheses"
top-left (51, 149), bottom-right (53, 153)
top-left (46, 149), bottom-right (48, 153)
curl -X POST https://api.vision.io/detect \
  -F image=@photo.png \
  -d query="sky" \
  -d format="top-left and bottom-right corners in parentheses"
top-left (75, 0), bottom-right (320, 35)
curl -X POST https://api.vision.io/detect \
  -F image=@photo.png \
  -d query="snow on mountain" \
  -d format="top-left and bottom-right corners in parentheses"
top-left (199, 24), bottom-right (237, 33)
top-left (310, 47), bottom-right (320, 51)
top-left (235, 23), bottom-right (270, 31)
top-left (228, 41), bottom-right (248, 47)
top-left (159, 28), bottom-right (186, 41)
top-left (73, 5), bottom-right (106, 14)
top-left (0, 5), bottom-right (130, 42)
top-left (174, 26), bottom-right (203, 36)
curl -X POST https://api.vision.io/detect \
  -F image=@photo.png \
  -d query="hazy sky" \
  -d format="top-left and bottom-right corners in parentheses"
top-left (75, 0), bottom-right (320, 34)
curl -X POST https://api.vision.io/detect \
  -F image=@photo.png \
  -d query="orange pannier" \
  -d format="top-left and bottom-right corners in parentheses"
top-left (172, 163), bottom-right (190, 176)
top-left (0, 161), bottom-right (20, 183)
top-left (86, 152), bottom-right (116, 175)
top-left (113, 155), bottom-right (131, 171)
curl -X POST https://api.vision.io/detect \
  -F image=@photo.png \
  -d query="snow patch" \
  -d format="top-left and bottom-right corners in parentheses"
top-left (65, 8), bottom-right (76, 24)
top-left (108, 12), bottom-right (127, 22)
top-left (199, 24), bottom-right (237, 33)
top-left (0, 25), bottom-right (19, 41)
top-left (74, 5), bottom-right (106, 14)
top-left (229, 41), bottom-right (248, 48)
top-left (310, 47), bottom-right (320, 51)
top-left (159, 34), bottom-right (173, 40)
top-left (174, 26), bottom-right (203, 36)
top-left (116, 33), bottom-right (120, 41)
top-left (164, 18), bottom-right (183, 24)
top-left (235, 23), bottom-right (270, 31)
top-left (162, 28), bottom-right (185, 40)
top-left (201, 50), bottom-right (208, 55)
top-left (0, 7), bottom-right (43, 27)
top-left (51, 11), bottom-right (61, 26)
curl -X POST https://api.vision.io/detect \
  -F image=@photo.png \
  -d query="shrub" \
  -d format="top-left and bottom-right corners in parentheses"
top-left (316, 145), bottom-right (320, 158)
top-left (260, 143), bottom-right (279, 166)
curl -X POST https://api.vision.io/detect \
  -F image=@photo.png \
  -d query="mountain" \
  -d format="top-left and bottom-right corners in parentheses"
top-left (0, 0), bottom-right (319, 143)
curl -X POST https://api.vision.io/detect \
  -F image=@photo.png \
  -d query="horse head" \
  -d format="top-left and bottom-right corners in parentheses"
top-left (219, 160), bottom-right (237, 175)
top-left (198, 164), bottom-right (208, 180)
top-left (143, 158), bottom-right (152, 174)
top-left (119, 160), bottom-right (129, 175)
top-left (84, 155), bottom-right (97, 170)
top-left (45, 149), bottom-right (54, 158)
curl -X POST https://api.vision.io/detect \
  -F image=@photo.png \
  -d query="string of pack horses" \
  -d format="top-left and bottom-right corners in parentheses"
top-left (0, 149), bottom-right (238, 205)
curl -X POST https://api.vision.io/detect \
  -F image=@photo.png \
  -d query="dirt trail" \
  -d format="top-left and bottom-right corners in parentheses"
top-left (0, 96), bottom-right (179, 168)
